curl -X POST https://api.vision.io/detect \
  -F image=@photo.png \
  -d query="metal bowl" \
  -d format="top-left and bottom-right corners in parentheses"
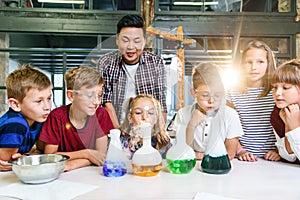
top-left (10, 154), bottom-right (69, 184)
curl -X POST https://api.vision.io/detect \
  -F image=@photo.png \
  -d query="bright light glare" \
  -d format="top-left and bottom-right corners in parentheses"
top-left (220, 68), bottom-right (240, 90)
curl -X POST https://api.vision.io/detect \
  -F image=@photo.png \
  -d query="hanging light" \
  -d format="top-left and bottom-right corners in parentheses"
top-left (37, 0), bottom-right (84, 4)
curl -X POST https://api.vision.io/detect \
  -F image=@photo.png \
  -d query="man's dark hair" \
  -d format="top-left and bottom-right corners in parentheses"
top-left (117, 14), bottom-right (145, 35)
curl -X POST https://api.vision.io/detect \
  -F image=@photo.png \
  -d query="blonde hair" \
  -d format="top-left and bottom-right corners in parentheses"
top-left (192, 62), bottom-right (224, 93)
top-left (65, 66), bottom-right (103, 90)
top-left (120, 94), bottom-right (170, 150)
top-left (6, 64), bottom-right (52, 102)
top-left (272, 59), bottom-right (300, 86)
top-left (239, 40), bottom-right (276, 97)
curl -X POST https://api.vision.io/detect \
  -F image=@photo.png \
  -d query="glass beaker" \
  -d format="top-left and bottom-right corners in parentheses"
top-left (102, 129), bottom-right (127, 177)
top-left (166, 125), bottom-right (196, 174)
top-left (131, 123), bottom-right (162, 177)
top-left (200, 108), bottom-right (231, 174)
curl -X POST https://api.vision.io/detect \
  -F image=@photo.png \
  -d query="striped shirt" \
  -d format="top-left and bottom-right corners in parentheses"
top-left (98, 50), bottom-right (167, 122)
top-left (0, 108), bottom-right (42, 154)
top-left (226, 88), bottom-right (276, 157)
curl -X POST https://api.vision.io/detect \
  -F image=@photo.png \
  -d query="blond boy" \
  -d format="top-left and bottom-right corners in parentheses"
top-left (0, 64), bottom-right (52, 171)
top-left (38, 66), bottom-right (114, 171)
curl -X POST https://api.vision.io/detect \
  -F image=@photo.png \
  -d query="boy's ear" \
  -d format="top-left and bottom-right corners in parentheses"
top-left (66, 90), bottom-right (74, 102)
top-left (8, 98), bottom-right (21, 112)
top-left (190, 88), bottom-right (197, 98)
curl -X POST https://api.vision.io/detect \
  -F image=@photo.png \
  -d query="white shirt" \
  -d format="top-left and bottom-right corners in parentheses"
top-left (121, 62), bottom-right (139, 122)
top-left (174, 103), bottom-right (244, 152)
top-left (275, 127), bottom-right (300, 162)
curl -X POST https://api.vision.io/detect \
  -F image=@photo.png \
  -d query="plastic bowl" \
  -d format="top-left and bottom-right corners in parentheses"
top-left (10, 154), bottom-right (69, 184)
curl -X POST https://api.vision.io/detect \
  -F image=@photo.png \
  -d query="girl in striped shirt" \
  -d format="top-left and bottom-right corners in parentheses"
top-left (226, 40), bottom-right (281, 162)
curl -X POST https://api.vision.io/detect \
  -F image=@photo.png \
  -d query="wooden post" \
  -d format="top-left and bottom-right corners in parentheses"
top-left (146, 26), bottom-right (196, 110)
top-left (177, 26), bottom-right (185, 109)
top-left (141, 0), bottom-right (155, 53)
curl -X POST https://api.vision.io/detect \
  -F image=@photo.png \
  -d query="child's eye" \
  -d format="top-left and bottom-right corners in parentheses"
top-left (134, 111), bottom-right (143, 115)
top-left (86, 93), bottom-right (94, 98)
top-left (147, 109), bottom-right (155, 115)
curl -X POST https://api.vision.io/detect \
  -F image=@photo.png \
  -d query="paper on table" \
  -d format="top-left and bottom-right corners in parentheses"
top-left (194, 192), bottom-right (242, 200)
top-left (0, 180), bottom-right (98, 200)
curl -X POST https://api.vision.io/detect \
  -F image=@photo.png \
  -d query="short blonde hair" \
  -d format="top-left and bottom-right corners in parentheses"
top-left (6, 64), bottom-right (52, 102)
top-left (65, 66), bottom-right (103, 90)
top-left (192, 62), bottom-right (224, 92)
top-left (272, 59), bottom-right (300, 86)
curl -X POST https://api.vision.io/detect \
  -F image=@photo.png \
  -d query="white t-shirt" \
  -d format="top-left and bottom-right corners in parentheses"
top-left (120, 62), bottom-right (139, 122)
top-left (174, 103), bottom-right (244, 152)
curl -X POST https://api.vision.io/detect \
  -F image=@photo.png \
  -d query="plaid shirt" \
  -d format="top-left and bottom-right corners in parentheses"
top-left (97, 50), bottom-right (167, 122)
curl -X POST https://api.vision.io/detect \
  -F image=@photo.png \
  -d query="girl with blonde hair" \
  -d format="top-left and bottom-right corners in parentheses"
top-left (120, 94), bottom-right (171, 158)
top-left (271, 59), bottom-right (300, 162)
top-left (227, 40), bottom-right (280, 162)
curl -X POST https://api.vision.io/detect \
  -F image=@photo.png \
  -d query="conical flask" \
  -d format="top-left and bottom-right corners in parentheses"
top-left (200, 107), bottom-right (231, 174)
top-left (166, 125), bottom-right (196, 174)
top-left (131, 123), bottom-right (162, 177)
top-left (102, 129), bottom-right (127, 177)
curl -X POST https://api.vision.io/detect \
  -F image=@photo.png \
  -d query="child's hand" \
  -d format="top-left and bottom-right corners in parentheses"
top-left (237, 150), bottom-right (258, 162)
top-left (264, 150), bottom-right (281, 161)
top-left (189, 108), bottom-right (206, 127)
top-left (0, 160), bottom-right (12, 171)
top-left (280, 104), bottom-right (300, 132)
top-left (87, 149), bottom-right (106, 166)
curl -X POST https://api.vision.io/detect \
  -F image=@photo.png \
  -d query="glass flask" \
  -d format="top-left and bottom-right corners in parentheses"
top-left (166, 125), bottom-right (196, 174)
top-left (102, 129), bottom-right (127, 177)
top-left (200, 109), bottom-right (231, 174)
top-left (131, 123), bottom-right (162, 177)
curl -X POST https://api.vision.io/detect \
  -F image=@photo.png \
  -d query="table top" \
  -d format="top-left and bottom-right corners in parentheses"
top-left (1, 158), bottom-right (300, 200)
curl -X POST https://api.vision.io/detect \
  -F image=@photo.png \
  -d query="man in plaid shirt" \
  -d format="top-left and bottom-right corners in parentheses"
top-left (98, 14), bottom-right (167, 128)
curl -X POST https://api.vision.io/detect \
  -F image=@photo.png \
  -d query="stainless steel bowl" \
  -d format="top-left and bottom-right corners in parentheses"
top-left (10, 154), bottom-right (69, 184)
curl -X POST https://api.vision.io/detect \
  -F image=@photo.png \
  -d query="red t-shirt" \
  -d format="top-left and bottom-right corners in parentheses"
top-left (39, 104), bottom-right (113, 152)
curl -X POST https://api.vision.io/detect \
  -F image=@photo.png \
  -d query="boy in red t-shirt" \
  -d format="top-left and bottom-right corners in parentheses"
top-left (38, 66), bottom-right (114, 171)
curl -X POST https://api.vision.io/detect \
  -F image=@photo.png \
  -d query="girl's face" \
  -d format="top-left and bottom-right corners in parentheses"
top-left (128, 98), bottom-right (157, 127)
top-left (243, 47), bottom-right (268, 88)
top-left (272, 83), bottom-right (300, 109)
top-left (191, 84), bottom-right (223, 114)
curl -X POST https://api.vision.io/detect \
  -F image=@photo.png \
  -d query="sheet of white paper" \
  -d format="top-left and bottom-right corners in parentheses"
top-left (0, 180), bottom-right (98, 200)
top-left (194, 192), bottom-right (242, 200)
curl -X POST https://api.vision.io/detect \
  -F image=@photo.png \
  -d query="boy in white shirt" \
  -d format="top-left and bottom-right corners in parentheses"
top-left (174, 62), bottom-right (243, 160)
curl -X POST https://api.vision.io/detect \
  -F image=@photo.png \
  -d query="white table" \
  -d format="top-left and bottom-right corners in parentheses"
top-left (1, 158), bottom-right (300, 200)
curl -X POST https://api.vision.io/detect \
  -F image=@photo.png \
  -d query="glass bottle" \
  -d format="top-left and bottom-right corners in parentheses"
top-left (200, 109), bottom-right (231, 174)
top-left (102, 129), bottom-right (127, 177)
top-left (166, 125), bottom-right (196, 174)
top-left (131, 123), bottom-right (162, 177)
